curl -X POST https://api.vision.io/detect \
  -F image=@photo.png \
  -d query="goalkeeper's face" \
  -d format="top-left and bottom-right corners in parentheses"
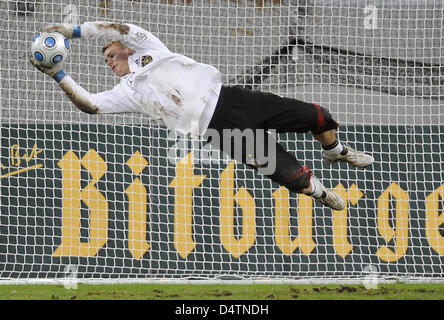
top-left (103, 44), bottom-right (134, 77)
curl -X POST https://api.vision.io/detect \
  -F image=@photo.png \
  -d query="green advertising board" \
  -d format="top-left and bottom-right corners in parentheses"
top-left (0, 124), bottom-right (443, 279)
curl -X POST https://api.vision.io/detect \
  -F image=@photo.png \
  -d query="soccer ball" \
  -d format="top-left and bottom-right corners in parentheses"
top-left (31, 32), bottom-right (70, 68)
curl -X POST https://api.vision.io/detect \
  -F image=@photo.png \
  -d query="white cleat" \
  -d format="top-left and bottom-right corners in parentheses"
top-left (316, 189), bottom-right (346, 210)
top-left (323, 145), bottom-right (374, 168)
top-left (309, 176), bottom-right (346, 210)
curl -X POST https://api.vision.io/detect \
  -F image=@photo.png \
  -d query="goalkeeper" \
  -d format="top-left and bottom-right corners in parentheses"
top-left (30, 22), bottom-right (374, 211)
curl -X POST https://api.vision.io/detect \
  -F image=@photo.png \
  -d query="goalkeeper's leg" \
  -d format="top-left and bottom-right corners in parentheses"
top-left (207, 86), bottom-right (373, 169)
top-left (260, 135), bottom-right (345, 211)
top-left (206, 128), bottom-right (345, 210)
top-left (310, 104), bottom-right (374, 168)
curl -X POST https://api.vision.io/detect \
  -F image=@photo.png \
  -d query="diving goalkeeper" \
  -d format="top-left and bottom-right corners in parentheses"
top-left (29, 22), bottom-right (374, 210)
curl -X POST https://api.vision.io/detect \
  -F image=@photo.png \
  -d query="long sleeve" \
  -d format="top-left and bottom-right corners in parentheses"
top-left (78, 22), bottom-right (169, 53)
top-left (58, 75), bottom-right (134, 114)
top-left (58, 75), bottom-right (99, 114)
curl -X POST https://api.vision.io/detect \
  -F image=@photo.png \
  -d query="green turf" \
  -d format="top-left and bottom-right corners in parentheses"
top-left (0, 283), bottom-right (442, 300)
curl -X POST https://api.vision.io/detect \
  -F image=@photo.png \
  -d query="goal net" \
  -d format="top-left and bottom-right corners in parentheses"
top-left (0, 0), bottom-right (443, 283)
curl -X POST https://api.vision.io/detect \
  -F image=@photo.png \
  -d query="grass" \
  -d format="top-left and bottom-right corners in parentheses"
top-left (0, 283), bottom-right (443, 300)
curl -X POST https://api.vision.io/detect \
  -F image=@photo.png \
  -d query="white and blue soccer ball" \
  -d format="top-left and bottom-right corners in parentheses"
top-left (31, 32), bottom-right (70, 68)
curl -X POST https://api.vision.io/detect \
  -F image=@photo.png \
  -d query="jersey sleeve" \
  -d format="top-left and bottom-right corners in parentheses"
top-left (58, 75), bottom-right (134, 114)
top-left (79, 22), bottom-right (167, 52)
top-left (90, 85), bottom-right (135, 114)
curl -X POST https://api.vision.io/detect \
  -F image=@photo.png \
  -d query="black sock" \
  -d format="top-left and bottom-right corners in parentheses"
top-left (322, 140), bottom-right (339, 150)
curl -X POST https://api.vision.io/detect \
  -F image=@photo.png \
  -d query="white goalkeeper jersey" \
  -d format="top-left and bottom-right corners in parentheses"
top-left (64, 22), bottom-right (222, 136)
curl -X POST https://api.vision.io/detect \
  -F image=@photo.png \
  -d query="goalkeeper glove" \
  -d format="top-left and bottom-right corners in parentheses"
top-left (41, 24), bottom-right (81, 39)
top-left (29, 53), bottom-right (66, 83)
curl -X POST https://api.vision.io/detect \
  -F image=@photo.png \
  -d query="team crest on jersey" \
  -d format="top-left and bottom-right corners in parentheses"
top-left (141, 55), bottom-right (153, 67)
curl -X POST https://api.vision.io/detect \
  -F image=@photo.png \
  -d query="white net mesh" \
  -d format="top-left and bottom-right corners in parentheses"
top-left (0, 0), bottom-right (443, 282)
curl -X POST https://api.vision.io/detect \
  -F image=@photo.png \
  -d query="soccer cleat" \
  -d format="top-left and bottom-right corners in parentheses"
top-left (316, 189), bottom-right (346, 211)
top-left (323, 145), bottom-right (374, 168)
top-left (309, 176), bottom-right (346, 210)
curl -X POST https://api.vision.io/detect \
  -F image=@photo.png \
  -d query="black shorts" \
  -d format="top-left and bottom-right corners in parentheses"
top-left (207, 85), bottom-right (339, 134)
top-left (205, 85), bottom-right (339, 192)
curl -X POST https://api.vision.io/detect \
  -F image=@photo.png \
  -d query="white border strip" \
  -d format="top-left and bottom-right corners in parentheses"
top-left (0, 278), bottom-right (443, 285)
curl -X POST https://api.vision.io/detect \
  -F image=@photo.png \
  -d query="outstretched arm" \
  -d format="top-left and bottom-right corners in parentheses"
top-left (58, 76), bottom-right (99, 114)
top-left (42, 21), bottom-right (166, 52)
top-left (31, 22), bottom-right (152, 114)
top-left (30, 55), bottom-right (135, 114)
top-left (29, 55), bottom-right (98, 114)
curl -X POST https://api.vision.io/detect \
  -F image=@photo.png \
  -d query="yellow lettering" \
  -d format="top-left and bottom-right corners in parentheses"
top-left (219, 161), bottom-right (256, 258)
top-left (331, 183), bottom-right (363, 258)
top-left (273, 187), bottom-right (315, 255)
top-left (53, 151), bottom-right (81, 256)
top-left (53, 149), bottom-right (108, 257)
top-left (376, 182), bottom-right (409, 262)
top-left (126, 151), bottom-right (150, 259)
top-left (10, 144), bottom-right (20, 166)
top-left (28, 144), bottom-right (43, 161)
top-left (169, 152), bottom-right (206, 259)
top-left (425, 184), bottom-right (444, 255)
top-left (9, 143), bottom-right (43, 167)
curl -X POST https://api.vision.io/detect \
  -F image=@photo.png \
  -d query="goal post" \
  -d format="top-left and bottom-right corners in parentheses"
top-left (0, 0), bottom-right (443, 284)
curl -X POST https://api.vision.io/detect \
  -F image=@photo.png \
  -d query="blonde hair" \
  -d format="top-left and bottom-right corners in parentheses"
top-left (102, 40), bottom-right (125, 54)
